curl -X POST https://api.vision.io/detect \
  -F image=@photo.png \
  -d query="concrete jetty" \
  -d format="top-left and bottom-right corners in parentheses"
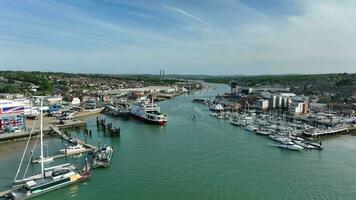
top-left (0, 120), bottom-right (87, 143)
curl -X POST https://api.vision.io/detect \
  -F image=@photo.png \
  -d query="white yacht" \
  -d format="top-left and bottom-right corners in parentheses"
top-left (277, 144), bottom-right (304, 151)
top-left (245, 125), bottom-right (258, 132)
top-left (269, 134), bottom-right (294, 145)
top-left (60, 143), bottom-right (86, 154)
top-left (209, 104), bottom-right (224, 111)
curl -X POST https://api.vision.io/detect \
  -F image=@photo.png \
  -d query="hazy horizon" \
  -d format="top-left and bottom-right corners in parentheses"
top-left (1, 0), bottom-right (356, 75)
top-left (1, 69), bottom-right (354, 77)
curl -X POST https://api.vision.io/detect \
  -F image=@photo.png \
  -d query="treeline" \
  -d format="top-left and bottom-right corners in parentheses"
top-left (201, 73), bottom-right (356, 87)
top-left (0, 71), bottom-right (54, 94)
top-left (0, 71), bottom-right (176, 94)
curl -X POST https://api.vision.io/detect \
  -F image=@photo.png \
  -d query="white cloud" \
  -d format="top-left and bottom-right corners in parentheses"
top-left (1, 0), bottom-right (356, 74)
top-left (209, 0), bottom-right (356, 74)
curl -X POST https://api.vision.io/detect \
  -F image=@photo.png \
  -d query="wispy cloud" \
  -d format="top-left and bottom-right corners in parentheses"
top-left (0, 0), bottom-right (355, 74)
top-left (160, 3), bottom-right (213, 27)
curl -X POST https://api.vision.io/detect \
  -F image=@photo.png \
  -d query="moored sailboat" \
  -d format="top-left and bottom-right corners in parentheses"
top-left (7, 98), bottom-right (91, 200)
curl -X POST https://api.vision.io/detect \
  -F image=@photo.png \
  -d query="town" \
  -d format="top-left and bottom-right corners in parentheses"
top-left (0, 71), bottom-right (202, 138)
top-left (0, 71), bottom-right (355, 199)
top-left (195, 73), bottom-right (356, 151)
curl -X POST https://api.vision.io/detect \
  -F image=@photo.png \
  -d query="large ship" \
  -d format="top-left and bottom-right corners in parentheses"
top-left (130, 100), bottom-right (168, 125)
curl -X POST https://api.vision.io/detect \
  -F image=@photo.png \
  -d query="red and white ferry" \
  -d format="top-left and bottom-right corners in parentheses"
top-left (130, 100), bottom-right (168, 125)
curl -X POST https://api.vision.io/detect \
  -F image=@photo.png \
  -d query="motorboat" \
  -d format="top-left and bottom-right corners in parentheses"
top-left (209, 104), bottom-right (224, 111)
top-left (92, 145), bottom-right (114, 168)
top-left (60, 143), bottom-right (86, 154)
top-left (269, 134), bottom-right (294, 145)
top-left (245, 125), bottom-right (258, 132)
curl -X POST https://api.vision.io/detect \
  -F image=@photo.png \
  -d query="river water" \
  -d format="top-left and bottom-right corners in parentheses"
top-left (1, 83), bottom-right (356, 200)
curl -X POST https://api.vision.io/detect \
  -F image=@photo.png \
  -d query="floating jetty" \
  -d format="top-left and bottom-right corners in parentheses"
top-left (31, 148), bottom-right (92, 164)
top-left (303, 126), bottom-right (350, 137)
top-left (30, 126), bottom-right (98, 163)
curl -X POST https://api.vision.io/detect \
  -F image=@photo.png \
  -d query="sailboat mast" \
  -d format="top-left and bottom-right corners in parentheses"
top-left (40, 97), bottom-right (44, 177)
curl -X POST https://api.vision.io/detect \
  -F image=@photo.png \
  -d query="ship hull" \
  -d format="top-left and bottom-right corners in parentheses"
top-left (130, 113), bottom-right (167, 125)
top-left (10, 173), bottom-right (90, 200)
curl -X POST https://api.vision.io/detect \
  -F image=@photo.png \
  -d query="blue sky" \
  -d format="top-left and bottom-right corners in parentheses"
top-left (0, 0), bottom-right (355, 75)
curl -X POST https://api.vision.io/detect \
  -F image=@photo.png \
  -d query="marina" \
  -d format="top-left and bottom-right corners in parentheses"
top-left (1, 1), bottom-right (356, 199)
top-left (0, 99), bottom-right (92, 199)
top-left (0, 83), bottom-right (356, 199)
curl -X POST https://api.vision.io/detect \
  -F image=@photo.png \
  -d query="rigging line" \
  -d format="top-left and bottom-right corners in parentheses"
top-left (13, 115), bottom-right (38, 182)
top-left (22, 128), bottom-right (40, 180)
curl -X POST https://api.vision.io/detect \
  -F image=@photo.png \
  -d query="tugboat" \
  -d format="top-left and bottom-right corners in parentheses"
top-left (130, 99), bottom-right (168, 125)
top-left (92, 145), bottom-right (114, 168)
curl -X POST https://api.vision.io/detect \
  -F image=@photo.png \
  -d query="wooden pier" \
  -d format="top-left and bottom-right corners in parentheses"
top-left (50, 126), bottom-right (97, 150)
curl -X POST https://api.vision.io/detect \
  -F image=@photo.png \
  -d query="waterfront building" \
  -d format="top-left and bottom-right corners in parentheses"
top-left (309, 103), bottom-right (328, 112)
top-left (175, 81), bottom-right (202, 90)
top-left (85, 99), bottom-right (97, 110)
top-left (46, 96), bottom-right (63, 105)
top-left (302, 102), bottom-right (310, 114)
top-left (257, 99), bottom-right (269, 110)
top-left (289, 102), bottom-right (304, 115)
top-left (238, 86), bottom-right (253, 95)
top-left (71, 97), bottom-right (81, 105)
top-left (261, 92), bottom-right (272, 99)
top-left (0, 93), bottom-right (24, 99)
top-left (0, 99), bottom-right (27, 132)
top-left (230, 81), bottom-right (238, 95)
top-left (281, 96), bottom-right (290, 108)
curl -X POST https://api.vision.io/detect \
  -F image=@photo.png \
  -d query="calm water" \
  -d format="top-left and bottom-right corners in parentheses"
top-left (1, 83), bottom-right (356, 200)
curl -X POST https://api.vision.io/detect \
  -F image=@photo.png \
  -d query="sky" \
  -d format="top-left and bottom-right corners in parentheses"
top-left (0, 0), bottom-right (356, 75)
